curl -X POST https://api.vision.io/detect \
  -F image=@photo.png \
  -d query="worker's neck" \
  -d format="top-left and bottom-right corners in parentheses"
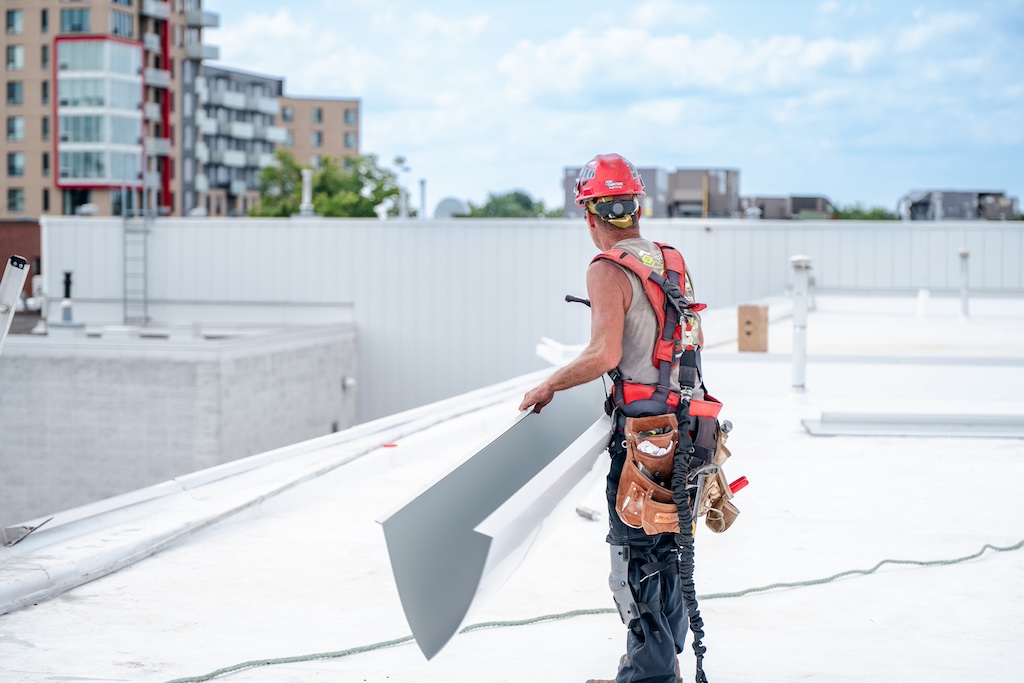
top-left (598, 230), bottom-right (640, 251)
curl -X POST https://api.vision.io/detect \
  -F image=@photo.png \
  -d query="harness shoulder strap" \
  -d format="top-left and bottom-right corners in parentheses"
top-left (592, 249), bottom-right (669, 333)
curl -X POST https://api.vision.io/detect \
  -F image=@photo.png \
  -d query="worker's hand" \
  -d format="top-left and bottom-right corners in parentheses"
top-left (519, 384), bottom-right (555, 414)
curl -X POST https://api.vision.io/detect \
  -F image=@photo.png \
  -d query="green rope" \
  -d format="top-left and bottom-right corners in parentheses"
top-left (700, 538), bottom-right (1024, 600)
top-left (164, 539), bottom-right (1023, 683)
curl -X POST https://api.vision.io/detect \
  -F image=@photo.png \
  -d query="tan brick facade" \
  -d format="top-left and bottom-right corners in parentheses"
top-left (279, 96), bottom-right (360, 170)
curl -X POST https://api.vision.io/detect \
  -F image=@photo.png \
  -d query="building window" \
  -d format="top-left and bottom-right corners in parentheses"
top-left (57, 79), bottom-right (105, 107)
top-left (59, 115), bottom-right (105, 143)
top-left (282, 106), bottom-right (293, 123)
top-left (6, 116), bottom-right (24, 142)
top-left (285, 129), bottom-right (293, 147)
top-left (311, 131), bottom-right (323, 147)
top-left (310, 154), bottom-right (321, 170)
top-left (41, 79), bottom-right (48, 104)
top-left (42, 152), bottom-right (50, 177)
top-left (6, 10), bottom-right (23, 35)
top-left (344, 108), bottom-right (357, 125)
top-left (6, 80), bottom-right (22, 105)
top-left (8, 152), bottom-right (25, 177)
top-left (110, 10), bottom-right (132, 38)
top-left (59, 151), bottom-right (107, 179)
top-left (42, 116), bottom-right (49, 140)
top-left (344, 131), bottom-right (356, 149)
top-left (41, 9), bottom-right (48, 34)
top-left (41, 44), bottom-right (49, 69)
top-left (6, 45), bottom-right (24, 71)
top-left (112, 0), bottom-right (133, 6)
top-left (312, 107), bottom-right (323, 123)
top-left (60, 9), bottom-right (90, 34)
top-left (42, 188), bottom-right (50, 213)
top-left (8, 188), bottom-right (25, 213)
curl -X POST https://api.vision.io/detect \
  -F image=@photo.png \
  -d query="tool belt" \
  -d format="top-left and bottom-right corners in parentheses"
top-left (615, 408), bottom-right (740, 535)
top-left (616, 414), bottom-right (681, 534)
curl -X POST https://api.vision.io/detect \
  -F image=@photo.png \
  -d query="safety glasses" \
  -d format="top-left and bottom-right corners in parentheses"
top-left (588, 197), bottom-right (640, 220)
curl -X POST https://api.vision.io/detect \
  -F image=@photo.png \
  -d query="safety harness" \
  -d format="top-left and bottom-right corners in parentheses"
top-left (591, 242), bottom-right (726, 683)
top-left (593, 243), bottom-right (708, 417)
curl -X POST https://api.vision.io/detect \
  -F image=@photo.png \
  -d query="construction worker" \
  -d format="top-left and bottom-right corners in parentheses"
top-left (520, 153), bottom-right (708, 683)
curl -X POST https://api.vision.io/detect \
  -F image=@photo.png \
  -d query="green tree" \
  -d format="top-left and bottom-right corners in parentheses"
top-left (466, 190), bottom-right (563, 218)
top-left (250, 148), bottom-right (304, 217)
top-left (833, 202), bottom-right (898, 220)
top-left (250, 151), bottom-right (399, 218)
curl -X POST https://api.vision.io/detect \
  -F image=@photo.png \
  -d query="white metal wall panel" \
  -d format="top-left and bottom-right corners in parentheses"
top-left (39, 217), bottom-right (1024, 420)
top-left (1004, 229), bottom-right (1023, 289)
top-left (982, 228), bottom-right (1003, 290)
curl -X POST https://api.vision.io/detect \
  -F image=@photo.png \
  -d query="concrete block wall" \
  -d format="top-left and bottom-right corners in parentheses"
top-left (0, 324), bottom-right (356, 526)
top-left (218, 329), bottom-right (357, 461)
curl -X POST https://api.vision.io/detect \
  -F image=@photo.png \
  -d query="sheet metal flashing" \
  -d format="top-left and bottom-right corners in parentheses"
top-left (380, 380), bottom-right (609, 660)
top-left (801, 412), bottom-right (1024, 438)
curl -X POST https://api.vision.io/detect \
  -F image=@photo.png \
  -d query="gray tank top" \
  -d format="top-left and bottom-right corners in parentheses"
top-left (609, 238), bottom-right (702, 396)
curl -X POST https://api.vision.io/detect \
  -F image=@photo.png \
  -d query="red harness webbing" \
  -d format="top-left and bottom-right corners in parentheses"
top-left (593, 242), bottom-right (706, 416)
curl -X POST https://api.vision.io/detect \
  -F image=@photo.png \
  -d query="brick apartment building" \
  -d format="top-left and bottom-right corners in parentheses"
top-left (1, 0), bottom-right (360, 220)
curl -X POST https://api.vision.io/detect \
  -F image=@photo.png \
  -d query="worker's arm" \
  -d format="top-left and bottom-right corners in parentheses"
top-left (519, 260), bottom-right (628, 413)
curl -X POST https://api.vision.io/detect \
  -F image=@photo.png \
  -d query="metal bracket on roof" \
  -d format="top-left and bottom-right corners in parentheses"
top-left (1, 517), bottom-right (54, 548)
top-left (0, 255), bottom-right (30, 357)
top-left (801, 413), bottom-right (1024, 438)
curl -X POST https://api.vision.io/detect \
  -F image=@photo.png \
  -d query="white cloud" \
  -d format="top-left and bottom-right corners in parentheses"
top-left (497, 28), bottom-right (883, 104)
top-left (895, 10), bottom-right (981, 53)
top-left (631, 0), bottom-right (714, 30)
top-left (216, 9), bottom-right (388, 95)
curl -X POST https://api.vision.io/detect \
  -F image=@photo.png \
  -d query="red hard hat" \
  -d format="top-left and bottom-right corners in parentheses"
top-left (574, 154), bottom-right (646, 206)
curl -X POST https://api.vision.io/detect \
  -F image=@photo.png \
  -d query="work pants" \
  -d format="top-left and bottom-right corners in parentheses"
top-left (606, 436), bottom-right (686, 683)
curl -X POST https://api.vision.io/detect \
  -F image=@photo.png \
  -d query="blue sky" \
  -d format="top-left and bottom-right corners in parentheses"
top-left (209, 0), bottom-right (1024, 214)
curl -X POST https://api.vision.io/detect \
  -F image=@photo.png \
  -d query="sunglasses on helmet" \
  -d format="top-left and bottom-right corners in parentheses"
top-left (588, 197), bottom-right (640, 220)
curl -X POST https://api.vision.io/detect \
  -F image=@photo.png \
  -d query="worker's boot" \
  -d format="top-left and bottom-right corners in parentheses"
top-left (586, 655), bottom-right (682, 683)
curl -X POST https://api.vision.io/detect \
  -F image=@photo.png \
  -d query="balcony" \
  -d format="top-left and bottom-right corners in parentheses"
top-left (144, 68), bottom-right (171, 89)
top-left (248, 152), bottom-right (276, 168)
top-left (145, 137), bottom-right (171, 157)
top-left (144, 171), bottom-right (162, 189)
top-left (209, 90), bottom-right (247, 110)
top-left (186, 10), bottom-right (221, 28)
top-left (195, 142), bottom-right (209, 164)
top-left (197, 115), bottom-right (217, 136)
top-left (217, 120), bottom-right (255, 140)
top-left (143, 32), bottom-right (161, 53)
top-left (258, 125), bottom-right (288, 144)
top-left (143, 102), bottom-right (161, 121)
top-left (246, 95), bottom-right (279, 116)
top-left (194, 173), bottom-right (209, 192)
top-left (210, 149), bottom-right (246, 168)
top-left (229, 179), bottom-right (248, 196)
top-left (185, 43), bottom-right (220, 61)
top-left (141, 0), bottom-right (171, 21)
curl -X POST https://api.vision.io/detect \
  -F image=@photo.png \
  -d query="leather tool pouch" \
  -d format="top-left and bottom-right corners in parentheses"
top-left (696, 423), bottom-right (740, 533)
top-left (615, 415), bottom-right (681, 534)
